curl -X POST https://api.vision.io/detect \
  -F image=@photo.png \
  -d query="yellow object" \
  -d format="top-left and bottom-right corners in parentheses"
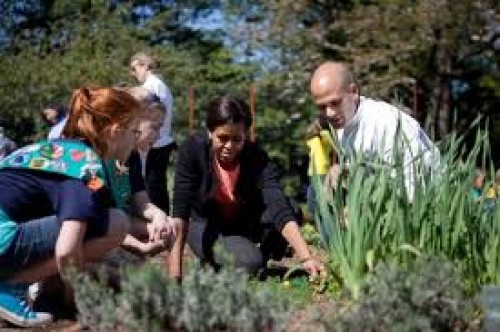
top-left (486, 187), bottom-right (496, 199)
top-left (306, 130), bottom-right (333, 176)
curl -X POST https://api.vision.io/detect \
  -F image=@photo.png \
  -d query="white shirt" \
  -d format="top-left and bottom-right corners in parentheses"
top-left (47, 116), bottom-right (68, 140)
top-left (142, 73), bottom-right (174, 148)
top-left (335, 96), bottom-right (440, 198)
top-left (139, 150), bottom-right (147, 179)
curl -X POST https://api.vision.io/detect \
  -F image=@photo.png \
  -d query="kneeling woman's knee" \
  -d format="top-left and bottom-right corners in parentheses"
top-left (214, 239), bottom-right (264, 275)
top-left (107, 209), bottom-right (131, 240)
top-left (234, 252), bottom-right (264, 275)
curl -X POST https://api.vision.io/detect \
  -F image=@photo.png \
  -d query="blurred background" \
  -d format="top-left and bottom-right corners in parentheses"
top-left (0, 0), bottom-right (498, 198)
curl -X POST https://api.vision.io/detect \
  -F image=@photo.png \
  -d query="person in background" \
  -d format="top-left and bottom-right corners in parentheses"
top-left (171, 96), bottom-right (324, 278)
top-left (129, 52), bottom-right (175, 215)
top-left (41, 104), bottom-right (68, 140)
top-left (0, 127), bottom-right (16, 160)
top-left (0, 87), bottom-right (142, 327)
top-left (471, 168), bottom-right (486, 202)
top-left (126, 87), bottom-right (166, 180)
top-left (310, 61), bottom-right (439, 199)
top-left (107, 87), bottom-right (180, 270)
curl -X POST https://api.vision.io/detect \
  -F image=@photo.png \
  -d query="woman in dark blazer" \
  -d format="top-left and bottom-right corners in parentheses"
top-left (171, 96), bottom-right (324, 277)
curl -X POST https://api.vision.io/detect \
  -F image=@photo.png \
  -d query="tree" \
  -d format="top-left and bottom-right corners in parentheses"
top-left (0, 0), bottom-right (256, 144)
top-left (226, 0), bottom-right (499, 142)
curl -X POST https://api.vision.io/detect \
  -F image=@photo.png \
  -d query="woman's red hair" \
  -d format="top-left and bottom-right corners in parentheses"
top-left (63, 87), bottom-right (141, 157)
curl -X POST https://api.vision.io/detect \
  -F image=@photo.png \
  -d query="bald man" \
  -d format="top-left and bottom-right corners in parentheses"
top-left (310, 61), bottom-right (439, 198)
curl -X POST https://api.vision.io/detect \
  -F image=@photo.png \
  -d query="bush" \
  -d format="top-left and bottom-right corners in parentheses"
top-left (321, 256), bottom-right (479, 331)
top-left (73, 261), bottom-right (293, 332)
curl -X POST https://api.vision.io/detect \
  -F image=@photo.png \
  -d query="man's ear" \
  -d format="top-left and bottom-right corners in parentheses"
top-left (348, 83), bottom-right (359, 95)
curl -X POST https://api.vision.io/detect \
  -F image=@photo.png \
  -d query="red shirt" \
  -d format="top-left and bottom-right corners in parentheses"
top-left (213, 159), bottom-right (240, 221)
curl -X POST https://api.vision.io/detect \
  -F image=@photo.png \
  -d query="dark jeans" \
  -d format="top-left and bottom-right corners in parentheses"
top-left (0, 214), bottom-right (109, 280)
top-left (187, 199), bottom-right (303, 275)
top-left (187, 220), bottom-right (291, 275)
top-left (145, 143), bottom-right (175, 214)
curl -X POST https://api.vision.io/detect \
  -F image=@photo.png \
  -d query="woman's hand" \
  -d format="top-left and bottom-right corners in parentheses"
top-left (281, 221), bottom-right (326, 278)
top-left (301, 256), bottom-right (325, 278)
top-left (132, 192), bottom-right (176, 242)
top-left (148, 213), bottom-right (177, 243)
top-left (138, 239), bottom-right (167, 255)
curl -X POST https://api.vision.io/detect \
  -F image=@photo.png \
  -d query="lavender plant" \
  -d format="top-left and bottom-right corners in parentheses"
top-left (73, 261), bottom-right (293, 332)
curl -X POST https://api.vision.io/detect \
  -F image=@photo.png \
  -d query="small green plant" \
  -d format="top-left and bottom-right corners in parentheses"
top-left (300, 223), bottom-right (322, 248)
top-left (322, 256), bottom-right (479, 331)
top-left (73, 261), bottom-right (293, 332)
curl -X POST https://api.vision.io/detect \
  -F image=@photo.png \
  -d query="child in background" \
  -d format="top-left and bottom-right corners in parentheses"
top-left (0, 127), bottom-right (16, 160)
top-left (103, 87), bottom-right (181, 277)
top-left (130, 88), bottom-right (166, 179)
top-left (120, 87), bottom-right (174, 257)
top-left (41, 104), bottom-right (68, 140)
top-left (470, 168), bottom-right (486, 202)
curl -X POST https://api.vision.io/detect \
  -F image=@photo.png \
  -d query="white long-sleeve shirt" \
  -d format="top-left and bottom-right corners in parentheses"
top-left (142, 73), bottom-right (174, 148)
top-left (335, 96), bottom-right (440, 198)
top-left (47, 116), bottom-right (68, 140)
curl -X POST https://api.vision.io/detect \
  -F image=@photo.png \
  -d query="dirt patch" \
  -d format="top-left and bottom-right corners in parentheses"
top-left (286, 293), bottom-right (337, 332)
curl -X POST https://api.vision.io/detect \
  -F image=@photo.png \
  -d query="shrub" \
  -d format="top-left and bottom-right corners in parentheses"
top-left (321, 256), bottom-right (479, 331)
top-left (73, 261), bottom-right (293, 332)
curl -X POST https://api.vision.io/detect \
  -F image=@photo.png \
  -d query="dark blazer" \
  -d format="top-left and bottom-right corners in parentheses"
top-left (172, 131), bottom-right (296, 233)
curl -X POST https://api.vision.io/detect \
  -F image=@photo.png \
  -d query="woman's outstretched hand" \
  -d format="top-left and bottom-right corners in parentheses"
top-left (301, 256), bottom-right (326, 278)
top-left (148, 213), bottom-right (177, 243)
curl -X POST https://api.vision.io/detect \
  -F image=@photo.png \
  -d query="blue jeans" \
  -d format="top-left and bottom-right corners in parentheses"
top-left (0, 214), bottom-right (109, 281)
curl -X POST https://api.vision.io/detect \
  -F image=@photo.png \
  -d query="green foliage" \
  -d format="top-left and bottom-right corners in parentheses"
top-left (73, 261), bottom-right (293, 332)
top-left (2, 0), bottom-right (499, 194)
top-left (73, 268), bottom-right (119, 331)
top-left (228, 0), bottom-right (499, 139)
top-left (322, 256), bottom-right (479, 331)
top-left (0, 0), bottom-right (257, 145)
top-left (300, 223), bottom-right (322, 249)
top-left (249, 275), bottom-right (313, 309)
top-left (312, 128), bottom-right (500, 298)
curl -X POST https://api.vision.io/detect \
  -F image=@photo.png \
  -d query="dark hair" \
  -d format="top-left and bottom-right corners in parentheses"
top-left (206, 96), bottom-right (252, 132)
top-left (41, 103), bottom-right (67, 123)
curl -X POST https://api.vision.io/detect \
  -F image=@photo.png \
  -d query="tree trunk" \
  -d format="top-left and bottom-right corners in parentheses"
top-left (437, 77), bottom-right (451, 138)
